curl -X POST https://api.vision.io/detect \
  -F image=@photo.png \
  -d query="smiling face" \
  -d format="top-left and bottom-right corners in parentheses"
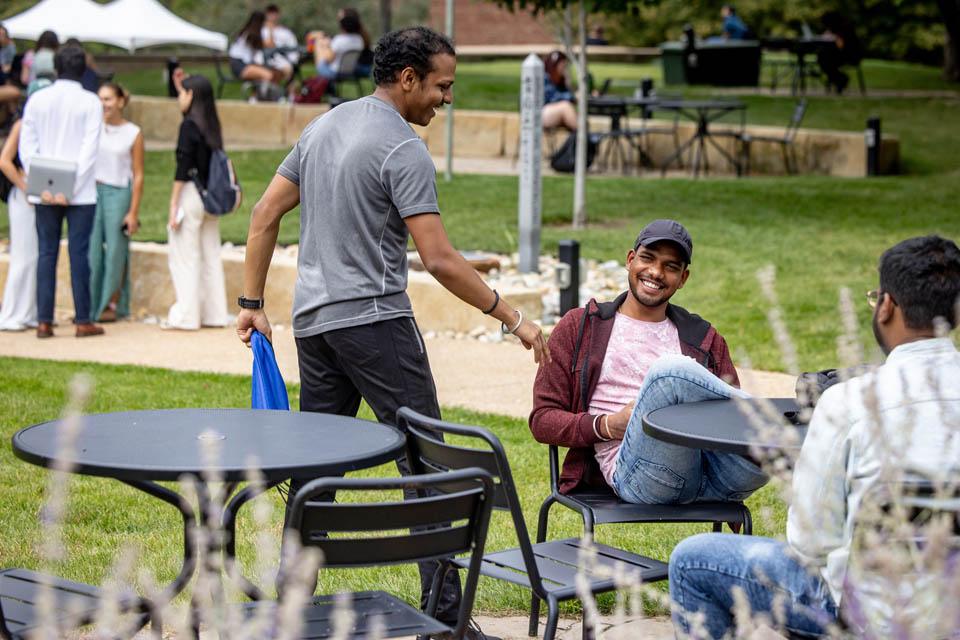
top-left (98, 86), bottom-right (124, 122)
top-left (622, 241), bottom-right (690, 321)
top-left (403, 53), bottom-right (455, 127)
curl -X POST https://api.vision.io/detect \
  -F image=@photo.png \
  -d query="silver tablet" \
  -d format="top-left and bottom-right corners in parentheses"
top-left (26, 157), bottom-right (77, 202)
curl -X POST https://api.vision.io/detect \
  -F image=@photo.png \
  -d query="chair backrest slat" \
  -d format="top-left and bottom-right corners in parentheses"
top-left (306, 525), bottom-right (476, 568)
top-left (300, 488), bottom-right (483, 534)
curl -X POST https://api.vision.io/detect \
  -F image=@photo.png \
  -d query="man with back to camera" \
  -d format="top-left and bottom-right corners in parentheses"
top-left (19, 44), bottom-right (104, 339)
top-left (669, 235), bottom-right (960, 638)
top-left (530, 219), bottom-right (768, 506)
top-left (235, 26), bottom-right (547, 633)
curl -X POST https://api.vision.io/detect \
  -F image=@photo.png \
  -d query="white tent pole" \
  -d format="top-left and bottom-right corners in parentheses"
top-left (444, 0), bottom-right (454, 181)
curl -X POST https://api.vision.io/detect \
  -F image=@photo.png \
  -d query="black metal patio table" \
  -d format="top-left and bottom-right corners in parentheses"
top-left (651, 99), bottom-right (747, 177)
top-left (642, 397), bottom-right (807, 456)
top-left (587, 95), bottom-right (663, 171)
top-left (761, 37), bottom-right (838, 94)
top-left (11, 409), bottom-right (406, 603)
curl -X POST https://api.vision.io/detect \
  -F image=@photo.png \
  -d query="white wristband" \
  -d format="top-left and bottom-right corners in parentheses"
top-left (501, 310), bottom-right (523, 335)
top-left (592, 414), bottom-right (611, 441)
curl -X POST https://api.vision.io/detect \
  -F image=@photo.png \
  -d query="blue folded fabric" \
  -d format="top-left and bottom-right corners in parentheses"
top-left (251, 330), bottom-right (290, 410)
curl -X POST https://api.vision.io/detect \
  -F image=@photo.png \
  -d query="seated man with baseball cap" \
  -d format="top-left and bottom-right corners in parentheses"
top-left (530, 219), bottom-right (768, 505)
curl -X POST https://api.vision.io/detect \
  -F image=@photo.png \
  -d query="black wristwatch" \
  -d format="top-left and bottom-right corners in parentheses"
top-left (237, 296), bottom-right (265, 309)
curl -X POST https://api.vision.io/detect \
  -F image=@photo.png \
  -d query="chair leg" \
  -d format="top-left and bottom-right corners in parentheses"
top-left (529, 598), bottom-right (542, 637)
top-left (582, 597), bottom-right (597, 640)
top-left (543, 596), bottom-right (561, 640)
top-left (742, 504), bottom-right (753, 535)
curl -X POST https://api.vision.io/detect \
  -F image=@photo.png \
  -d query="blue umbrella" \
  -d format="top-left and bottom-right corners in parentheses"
top-left (251, 330), bottom-right (289, 410)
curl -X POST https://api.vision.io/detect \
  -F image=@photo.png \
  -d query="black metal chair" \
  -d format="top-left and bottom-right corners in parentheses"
top-left (212, 53), bottom-right (250, 100)
top-left (399, 407), bottom-right (670, 640)
top-left (0, 568), bottom-right (153, 640)
top-left (239, 469), bottom-right (494, 640)
top-left (328, 49), bottom-right (367, 103)
top-left (587, 99), bottom-right (633, 174)
top-left (740, 98), bottom-right (807, 175)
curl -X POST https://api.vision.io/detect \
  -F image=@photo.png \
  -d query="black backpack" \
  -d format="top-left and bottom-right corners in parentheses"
top-left (550, 131), bottom-right (598, 173)
top-left (190, 149), bottom-right (242, 215)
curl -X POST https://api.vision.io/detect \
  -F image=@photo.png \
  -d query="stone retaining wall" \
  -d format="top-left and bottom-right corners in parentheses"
top-left (128, 96), bottom-right (898, 177)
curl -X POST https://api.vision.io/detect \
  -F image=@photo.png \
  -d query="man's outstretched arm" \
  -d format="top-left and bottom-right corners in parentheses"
top-left (237, 173), bottom-right (300, 346)
top-left (405, 212), bottom-right (550, 365)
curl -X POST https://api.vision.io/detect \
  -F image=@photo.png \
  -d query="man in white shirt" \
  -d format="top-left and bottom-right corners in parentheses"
top-left (19, 45), bottom-right (103, 338)
top-left (668, 235), bottom-right (960, 638)
top-left (262, 4), bottom-right (298, 81)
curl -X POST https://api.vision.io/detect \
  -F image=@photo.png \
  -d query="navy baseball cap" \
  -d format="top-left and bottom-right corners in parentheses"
top-left (634, 219), bottom-right (693, 264)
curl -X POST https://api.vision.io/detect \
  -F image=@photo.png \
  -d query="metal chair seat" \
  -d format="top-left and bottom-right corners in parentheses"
top-left (452, 537), bottom-right (668, 599)
top-left (0, 568), bottom-right (151, 640)
top-left (242, 590), bottom-right (454, 639)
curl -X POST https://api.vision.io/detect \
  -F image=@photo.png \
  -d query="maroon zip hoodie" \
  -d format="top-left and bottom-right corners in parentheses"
top-left (529, 292), bottom-right (740, 494)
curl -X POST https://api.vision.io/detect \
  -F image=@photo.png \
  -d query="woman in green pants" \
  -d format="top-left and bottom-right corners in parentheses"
top-left (89, 82), bottom-right (144, 322)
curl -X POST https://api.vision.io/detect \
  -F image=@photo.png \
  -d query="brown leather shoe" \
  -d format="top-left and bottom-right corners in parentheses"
top-left (75, 323), bottom-right (105, 337)
top-left (36, 322), bottom-right (53, 338)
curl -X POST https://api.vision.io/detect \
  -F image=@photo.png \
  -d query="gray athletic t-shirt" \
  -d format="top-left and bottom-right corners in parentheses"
top-left (277, 96), bottom-right (439, 337)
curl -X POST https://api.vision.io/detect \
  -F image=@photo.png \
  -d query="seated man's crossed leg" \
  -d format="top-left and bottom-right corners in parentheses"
top-left (612, 354), bottom-right (768, 505)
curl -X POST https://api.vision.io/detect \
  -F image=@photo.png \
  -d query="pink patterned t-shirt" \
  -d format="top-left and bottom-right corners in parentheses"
top-left (588, 313), bottom-right (682, 487)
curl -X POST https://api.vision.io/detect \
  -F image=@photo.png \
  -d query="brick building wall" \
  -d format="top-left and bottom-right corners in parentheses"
top-left (429, 0), bottom-right (557, 45)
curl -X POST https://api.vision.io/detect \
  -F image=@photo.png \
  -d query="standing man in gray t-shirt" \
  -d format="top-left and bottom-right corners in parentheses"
top-left (236, 26), bottom-right (549, 629)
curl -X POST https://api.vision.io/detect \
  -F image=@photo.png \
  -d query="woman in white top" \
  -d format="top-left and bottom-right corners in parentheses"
top-left (229, 10), bottom-right (283, 85)
top-left (0, 119), bottom-right (37, 330)
top-left (307, 10), bottom-right (365, 80)
top-left (88, 82), bottom-right (144, 322)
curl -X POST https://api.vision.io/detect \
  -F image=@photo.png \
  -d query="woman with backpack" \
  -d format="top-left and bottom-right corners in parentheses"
top-left (165, 74), bottom-right (228, 330)
top-left (0, 118), bottom-right (37, 331)
top-left (89, 82), bottom-right (144, 323)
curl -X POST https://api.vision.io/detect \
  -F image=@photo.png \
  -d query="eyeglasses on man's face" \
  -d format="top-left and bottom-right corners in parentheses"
top-left (866, 289), bottom-right (879, 309)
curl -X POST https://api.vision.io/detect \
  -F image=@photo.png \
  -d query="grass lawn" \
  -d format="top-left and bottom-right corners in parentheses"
top-left (0, 356), bottom-right (789, 615)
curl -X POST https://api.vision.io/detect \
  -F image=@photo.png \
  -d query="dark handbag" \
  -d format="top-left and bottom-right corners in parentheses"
top-left (795, 365), bottom-right (872, 409)
top-left (550, 130), bottom-right (598, 173)
top-left (0, 171), bottom-right (13, 203)
top-left (0, 154), bottom-right (20, 203)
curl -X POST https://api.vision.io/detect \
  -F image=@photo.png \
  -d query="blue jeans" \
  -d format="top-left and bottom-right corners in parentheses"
top-left (612, 354), bottom-right (768, 504)
top-left (35, 204), bottom-right (95, 324)
top-left (670, 533), bottom-right (838, 639)
top-left (316, 60), bottom-right (337, 79)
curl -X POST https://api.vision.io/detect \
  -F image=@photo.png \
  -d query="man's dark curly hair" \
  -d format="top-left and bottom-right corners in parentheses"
top-left (373, 26), bottom-right (455, 86)
top-left (879, 235), bottom-right (960, 329)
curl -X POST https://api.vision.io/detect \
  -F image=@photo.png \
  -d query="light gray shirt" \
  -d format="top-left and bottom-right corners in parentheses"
top-left (277, 96), bottom-right (439, 337)
top-left (787, 338), bottom-right (960, 626)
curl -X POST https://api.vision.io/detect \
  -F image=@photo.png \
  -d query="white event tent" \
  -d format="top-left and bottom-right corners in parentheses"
top-left (2, 0), bottom-right (227, 52)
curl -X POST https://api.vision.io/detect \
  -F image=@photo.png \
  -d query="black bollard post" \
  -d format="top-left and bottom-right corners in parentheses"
top-left (641, 77), bottom-right (653, 97)
top-left (640, 77), bottom-right (654, 118)
top-left (558, 240), bottom-right (580, 317)
top-left (865, 117), bottom-right (880, 176)
top-left (167, 57), bottom-right (180, 98)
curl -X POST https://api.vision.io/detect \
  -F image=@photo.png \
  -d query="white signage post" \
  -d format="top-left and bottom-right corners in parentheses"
top-left (518, 53), bottom-right (544, 274)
